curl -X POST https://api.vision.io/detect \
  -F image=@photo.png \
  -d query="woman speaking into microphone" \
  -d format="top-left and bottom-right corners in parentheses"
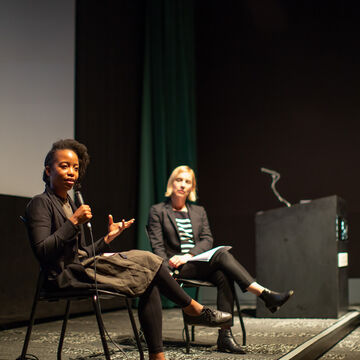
top-left (25, 139), bottom-right (231, 360)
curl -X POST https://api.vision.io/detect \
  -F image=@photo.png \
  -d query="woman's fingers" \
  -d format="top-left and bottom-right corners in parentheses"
top-left (169, 255), bottom-right (181, 268)
top-left (169, 254), bottom-right (190, 268)
top-left (111, 218), bottom-right (135, 233)
top-left (126, 218), bottom-right (135, 227)
top-left (73, 205), bottom-right (92, 224)
top-left (121, 218), bottom-right (135, 229)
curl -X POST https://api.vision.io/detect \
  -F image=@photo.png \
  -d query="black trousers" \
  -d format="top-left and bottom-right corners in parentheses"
top-left (138, 263), bottom-right (192, 354)
top-left (178, 249), bottom-right (255, 318)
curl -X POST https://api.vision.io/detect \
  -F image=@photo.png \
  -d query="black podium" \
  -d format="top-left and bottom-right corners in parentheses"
top-left (255, 195), bottom-right (348, 318)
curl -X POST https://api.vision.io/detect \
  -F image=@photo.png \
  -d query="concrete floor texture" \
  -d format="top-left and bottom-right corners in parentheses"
top-left (1, 305), bottom-right (360, 360)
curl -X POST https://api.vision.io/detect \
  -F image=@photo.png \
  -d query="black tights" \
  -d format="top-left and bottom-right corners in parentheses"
top-left (210, 249), bottom-right (255, 291)
top-left (179, 249), bottom-right (255, 316)
top-left (138, 263), bottom-right (192, 354)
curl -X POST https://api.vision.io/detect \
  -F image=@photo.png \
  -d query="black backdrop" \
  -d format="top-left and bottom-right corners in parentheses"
top-left (194, 0), bottom-right (360, 276)
top-left (75, 0), bottom-right (145, 252)
top-left (75, 0), bottom-right (360, 277)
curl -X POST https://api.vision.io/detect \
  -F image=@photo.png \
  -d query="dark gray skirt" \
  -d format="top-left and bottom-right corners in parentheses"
top-left (81, 249), bottom-right (163, 296)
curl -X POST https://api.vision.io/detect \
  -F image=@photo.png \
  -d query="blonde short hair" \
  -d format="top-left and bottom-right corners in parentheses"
top-left (165, 165), bottom-right (197, 202)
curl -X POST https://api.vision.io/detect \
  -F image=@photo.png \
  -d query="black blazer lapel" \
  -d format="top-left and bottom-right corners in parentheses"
top-left (165, 202), bottom-right (181, 240)
top-left (45, 188), bottom-right (70, 223)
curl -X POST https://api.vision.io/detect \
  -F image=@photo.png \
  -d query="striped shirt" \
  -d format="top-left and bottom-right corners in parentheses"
top-left (174, 211), bottom-right (195, 254)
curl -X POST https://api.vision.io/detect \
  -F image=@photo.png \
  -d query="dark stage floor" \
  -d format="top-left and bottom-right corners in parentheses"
top-left (1, 307), bottom-right (360, 360)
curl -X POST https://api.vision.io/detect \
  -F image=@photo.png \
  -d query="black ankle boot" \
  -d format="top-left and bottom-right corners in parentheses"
top-left (217, 329), bottom-right (246, 354)
top-left (260, 289), bottom-right (294, 313)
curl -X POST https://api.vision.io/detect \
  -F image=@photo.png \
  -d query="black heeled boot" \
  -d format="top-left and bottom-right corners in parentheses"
top-left (260, 289), bottom-right (294, 313)
top-left (183, 306), bottom-right (232, 327)
top-left (217, 328), bottom-right (246, 354)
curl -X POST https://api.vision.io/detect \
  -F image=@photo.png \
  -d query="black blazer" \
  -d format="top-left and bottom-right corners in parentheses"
top-left (25, 187), bottom-right (110, 288)
top-left (147, 200), bottom-right (214, 267)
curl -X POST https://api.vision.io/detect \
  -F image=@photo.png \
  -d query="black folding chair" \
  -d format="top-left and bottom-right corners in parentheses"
top-left (144, 225), bottom-right (246, 354)
top-left (176, 278), bottom-right (246, 353)
top-left (18, 217), bottom-right (144, 360)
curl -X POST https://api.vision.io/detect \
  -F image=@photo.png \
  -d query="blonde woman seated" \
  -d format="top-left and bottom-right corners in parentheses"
top-left (147, 165), bottom-right (294, 354)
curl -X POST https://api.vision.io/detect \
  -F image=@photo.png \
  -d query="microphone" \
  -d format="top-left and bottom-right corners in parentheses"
top-left (260, 167), bottom-right (291, 207)
top-left (74, 190), bottom-right (92, 229)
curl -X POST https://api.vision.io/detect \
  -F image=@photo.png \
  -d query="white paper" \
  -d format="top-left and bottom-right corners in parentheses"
top-left (103, 252), bottom-right (116, 257)
top-left (188, 246), bottom-right (232, 262)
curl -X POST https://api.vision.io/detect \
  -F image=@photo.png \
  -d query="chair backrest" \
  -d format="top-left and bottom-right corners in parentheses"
top-left (20, 215), bottom-right (43, 266)
top-left (20, 214), bottom-right (47, 282)
top-left (144, 225), bottom-right (154, 251)
top-left (144, 224), bottom-right (149, 238)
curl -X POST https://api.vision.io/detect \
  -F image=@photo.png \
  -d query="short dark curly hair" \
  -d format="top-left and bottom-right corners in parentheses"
top-left (43, 139), bottom-right (90, 189)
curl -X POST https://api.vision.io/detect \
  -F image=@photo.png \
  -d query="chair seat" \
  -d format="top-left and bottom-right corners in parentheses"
top-left (175, 277), bottom-right (247, 353)
top-left (175, 278), bottom-right (215, 287)
top-left (39, 287), bottom-right (129, 301)
top-left (19, 274), bottom-right (144, 360)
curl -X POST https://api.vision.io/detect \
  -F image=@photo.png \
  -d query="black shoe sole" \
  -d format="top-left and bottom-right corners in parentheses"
top-left (217, 346), bottom-right (246, 354)
top-left (185, 321), bottom-right (230, 327)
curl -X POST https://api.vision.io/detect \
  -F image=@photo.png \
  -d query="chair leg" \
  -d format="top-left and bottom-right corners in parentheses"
top-left (57, 300), bottom-right (71, 360)
top-left (234, 291), bottom-right (246, 346)
top-left (125, 297), bottom-right (144, 360)
top-left (18, 294), bottom-right (40, 360)
top-left (191, 287), bottom-right (201, 342)
top-left (182, 310), bottom-right (191, 354)
top-left (92, 295), bottom-right (111, 360)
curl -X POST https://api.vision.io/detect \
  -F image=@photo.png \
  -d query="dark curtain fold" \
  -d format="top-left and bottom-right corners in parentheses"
top-left (137, 0), bottom-right (197, 251)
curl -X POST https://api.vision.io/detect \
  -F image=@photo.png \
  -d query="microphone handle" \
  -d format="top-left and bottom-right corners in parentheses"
top-left (75, 190), bottom-right (85, 206)
top-left (74, 191), bottom-right (92, 229)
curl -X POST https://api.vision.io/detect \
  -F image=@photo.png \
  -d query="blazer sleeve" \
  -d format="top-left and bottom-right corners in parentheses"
top-left (81, 235), bottom-right (110, 257)
top-left (188, 206), bottom-right (214, 256)
top-left (147, 205), bottom-right (170, 264)
top-left (65, 197), bottom-right (110, 257)
top-left (26, 195), bottom-right (80, 264)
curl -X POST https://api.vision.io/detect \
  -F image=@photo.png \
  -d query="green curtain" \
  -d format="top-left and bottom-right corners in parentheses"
top-left (137, 0), bottom-right (197, 307)
top-left (137, 0), bottom-right (197, 250)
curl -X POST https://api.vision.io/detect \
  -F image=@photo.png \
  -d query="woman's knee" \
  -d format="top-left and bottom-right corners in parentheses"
top-left (212, 249), bottom-right (235, 266)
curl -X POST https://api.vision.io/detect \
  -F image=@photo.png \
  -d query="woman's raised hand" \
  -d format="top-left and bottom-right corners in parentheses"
top-left (69, 205), bottom-right (92, 226)
top-left (104, 214), bottom-right (135, 244)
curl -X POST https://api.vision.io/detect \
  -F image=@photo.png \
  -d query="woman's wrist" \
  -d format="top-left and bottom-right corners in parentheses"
top-left (104, 234), bottom-right (111, 244)
top-left (69, 216), bottom-right (79, 226)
